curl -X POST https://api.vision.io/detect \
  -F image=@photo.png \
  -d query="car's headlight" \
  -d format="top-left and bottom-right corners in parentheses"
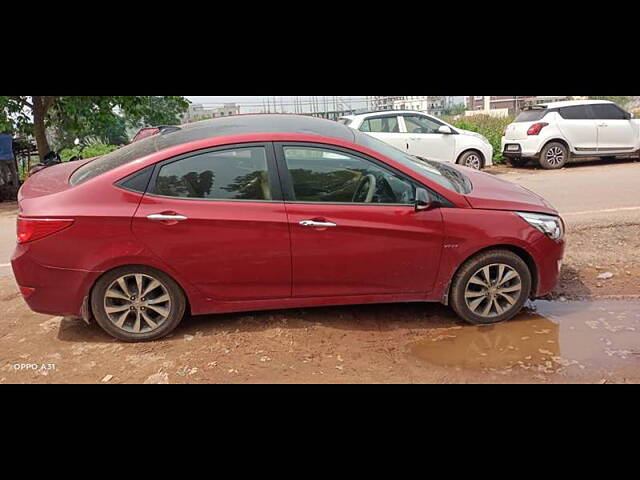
top-left (516, 212), bottom-right (564, 241)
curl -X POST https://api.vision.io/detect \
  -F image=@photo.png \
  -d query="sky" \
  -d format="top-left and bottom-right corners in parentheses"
top-left (185, 96), bottom-right (372, 114)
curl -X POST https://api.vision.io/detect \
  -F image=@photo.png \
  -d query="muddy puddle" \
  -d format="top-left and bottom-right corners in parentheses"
top-left (409, 300), bottom-right (640, 376)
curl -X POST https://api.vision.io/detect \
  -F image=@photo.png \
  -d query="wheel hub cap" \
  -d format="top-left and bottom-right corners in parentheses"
top-left (104, 273), bottom-right (171, 333)
top-left (464, 264), bottom-right (522, 318)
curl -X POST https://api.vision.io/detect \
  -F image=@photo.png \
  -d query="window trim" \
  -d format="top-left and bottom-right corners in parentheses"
top-left (141, 142), bottom-right (284, 203)
top-left (273, 141), bottom-right (452, 207)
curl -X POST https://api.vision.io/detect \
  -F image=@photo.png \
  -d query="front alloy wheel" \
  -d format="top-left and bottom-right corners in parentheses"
top-left (458, 151), bottom-right (483, 170)
top-left (464, 264), bottom-right (522, 318)
top-left (449, 249), bottom-right (532, 325)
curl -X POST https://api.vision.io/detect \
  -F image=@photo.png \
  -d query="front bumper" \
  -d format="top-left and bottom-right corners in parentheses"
top-left (529, 234), bottom-right (565, 298)
top-left (11, 244), bottom-right (99, 317)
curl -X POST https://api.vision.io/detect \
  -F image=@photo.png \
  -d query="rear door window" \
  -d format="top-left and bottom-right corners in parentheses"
top-left (153, 146), bottom-right (273, 200)
top-left (559, 105), bottom-right (593, 120)
top-left (360, 116), bottom-right (400, 133)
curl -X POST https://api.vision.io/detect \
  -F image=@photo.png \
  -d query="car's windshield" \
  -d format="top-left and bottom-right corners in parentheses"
top-left (354, 131), bottom-right (471, 194)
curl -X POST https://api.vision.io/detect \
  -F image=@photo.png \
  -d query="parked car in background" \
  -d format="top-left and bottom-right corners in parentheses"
top-left (339, 111), bottom-right (493, 170)
top-left (13, 115), bottom-right (564, 342)
top-left (502, 100), bottom-right (640, 169)
top-left (131, 125), bottom-right (181, 143)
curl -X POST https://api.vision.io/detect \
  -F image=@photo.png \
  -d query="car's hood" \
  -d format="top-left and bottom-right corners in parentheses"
top-left (458, 167), bottom-right (558, 215)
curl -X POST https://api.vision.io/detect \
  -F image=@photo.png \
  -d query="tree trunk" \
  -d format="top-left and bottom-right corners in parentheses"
top-left (32, 96), bottom-right (52, 161)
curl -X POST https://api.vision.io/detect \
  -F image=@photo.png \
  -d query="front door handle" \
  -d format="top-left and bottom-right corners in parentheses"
top-left (299, 220), bottom-right (337, 228)
top-left (147, 214), bottom-right (188, 221)
top-left (598, 123), bottom-right (608, 127)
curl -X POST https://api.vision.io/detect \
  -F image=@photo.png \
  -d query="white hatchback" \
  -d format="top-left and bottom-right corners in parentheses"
top-left (501, 100), bottom-right (640, 169)
top-left (339, 111), bottom-right (493, 170)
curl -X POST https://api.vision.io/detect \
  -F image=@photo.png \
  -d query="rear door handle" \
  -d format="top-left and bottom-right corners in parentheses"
top-left (147, 214), bottom-right (188, 221)
top-left (299, 220), bottom-right (337, 228)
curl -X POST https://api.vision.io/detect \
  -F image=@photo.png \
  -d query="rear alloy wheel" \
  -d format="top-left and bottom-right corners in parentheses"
top-left (539, 142), bottom-right (568, 169)
top-left (457, 151), bottom-right (484, 170)
top-left (449, 250), bottom-right (532, 325)
top-left (91, 266), bottom-right (186, 342)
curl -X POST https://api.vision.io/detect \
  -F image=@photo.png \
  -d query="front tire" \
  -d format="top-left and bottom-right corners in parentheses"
top-left (449, 250), bottom-right (532, 325)
top-left (457, 150), bottom-right (484, 170)
top-left (91, 266), bottom-right (186, 342)
top-left (538, 142), bottom-right (568, 169)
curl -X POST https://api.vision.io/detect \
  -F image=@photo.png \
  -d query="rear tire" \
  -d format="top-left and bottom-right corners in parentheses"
top-left (91, 265), bottom-right (186, 342)
top-left (538, 142), bottom-right (568, 169)
top-left (449, 250), bottom-right (532, 325)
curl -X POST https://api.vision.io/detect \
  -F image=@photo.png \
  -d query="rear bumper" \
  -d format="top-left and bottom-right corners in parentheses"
top-left (11, 244), bottom-right (99, 317)
top-left (501, 137), bottom-right (542, 158)
top-left (529, 234), bottom-right (565, 298)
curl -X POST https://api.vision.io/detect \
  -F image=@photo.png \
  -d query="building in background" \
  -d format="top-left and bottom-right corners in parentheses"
top-left (182, 103), bottom-right (240, 123)
top-left (465, 96), bottom-right (588, 117)
top-left (370, 96), bottom-right (462, 116)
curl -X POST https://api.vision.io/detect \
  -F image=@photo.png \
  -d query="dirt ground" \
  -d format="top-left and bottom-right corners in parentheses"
top-left (1, 160), bottom-right (640, 384)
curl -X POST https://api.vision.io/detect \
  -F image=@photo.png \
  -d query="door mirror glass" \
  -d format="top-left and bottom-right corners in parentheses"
top-left (415, 188), bottom-right (432, 211)
top-left (438, 125), bottom-right (453, 134)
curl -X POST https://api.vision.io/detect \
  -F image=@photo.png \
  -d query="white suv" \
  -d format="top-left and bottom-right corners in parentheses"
top-left (502, 100), bottom-right (640, 169)
top-left (339, 111), bottom-right (493, 170)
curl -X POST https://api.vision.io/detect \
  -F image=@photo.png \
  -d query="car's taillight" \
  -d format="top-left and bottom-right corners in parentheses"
top-left (527, 122), bottom-right (549, 135)
top-left (17, 218), bottom-right (74, 244)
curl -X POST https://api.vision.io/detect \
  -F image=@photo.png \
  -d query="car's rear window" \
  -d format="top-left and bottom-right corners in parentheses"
top-left (513, 109), bottom-right (548, 123)
top-left (69, 135), bottom-right (164, 185)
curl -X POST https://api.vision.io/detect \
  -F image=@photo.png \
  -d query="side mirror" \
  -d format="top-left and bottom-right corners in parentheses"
top-left (415, 188), bottom-right (432, 211)
top-left (629, 112), bottom-right (634, 119)
top-left (438, 125), bottom-right (453, 134)
top-left (74, 138), bottom-right (81, 146)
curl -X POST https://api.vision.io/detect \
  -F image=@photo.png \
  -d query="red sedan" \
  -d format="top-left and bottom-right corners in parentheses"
top-left (12, 115), bottom-right (565, 342)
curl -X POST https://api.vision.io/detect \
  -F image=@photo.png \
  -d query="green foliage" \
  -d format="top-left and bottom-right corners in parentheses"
top-left (0, 96), bottom-right (190, 152)
top-left (59, 144), bottom-right (119, 162)
top-left (443, 103), bottom-right (466, 116)
top-left (448, 115), bottom-right (515, 164)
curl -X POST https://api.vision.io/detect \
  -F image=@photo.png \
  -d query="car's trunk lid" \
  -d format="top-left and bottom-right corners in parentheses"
top-left (19, 159), bottom-right (93, 202)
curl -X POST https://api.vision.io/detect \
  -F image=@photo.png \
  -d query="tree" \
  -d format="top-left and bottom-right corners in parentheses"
top-left (0, 96), bottom-right (190, 160)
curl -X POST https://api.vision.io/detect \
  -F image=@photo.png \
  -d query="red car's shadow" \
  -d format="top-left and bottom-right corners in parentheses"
top-left (56, 302), bottom-right (460, 344)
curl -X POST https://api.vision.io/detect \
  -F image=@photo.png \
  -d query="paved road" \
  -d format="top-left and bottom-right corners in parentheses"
top-left (492, 159), bottom-right (640, 227)
top-left (0, 204), bottom-right (15, 277)
top-left (1, 159), bottom-right (638, 276)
